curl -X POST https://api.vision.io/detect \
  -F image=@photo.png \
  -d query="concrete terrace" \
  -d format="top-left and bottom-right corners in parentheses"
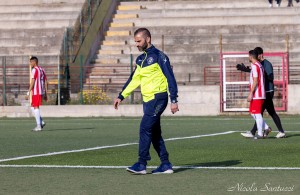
top-left (89, 0), bottom-right (300, 94)
top-left (0, 0), bottom-right (85, 105)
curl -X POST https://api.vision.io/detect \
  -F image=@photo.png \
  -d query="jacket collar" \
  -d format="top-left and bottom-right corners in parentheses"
top-left (144, 45), bottom-right (155, 53)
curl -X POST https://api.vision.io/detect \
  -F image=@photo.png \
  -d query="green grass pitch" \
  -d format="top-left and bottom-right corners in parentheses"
top-left (0, 116), bottom-right (299, 194)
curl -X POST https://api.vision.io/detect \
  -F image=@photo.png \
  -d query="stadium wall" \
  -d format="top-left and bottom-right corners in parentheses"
top-left (287, 85), bottom-right (300, 115)
top-left (1, 85), bottom-right (300, 117)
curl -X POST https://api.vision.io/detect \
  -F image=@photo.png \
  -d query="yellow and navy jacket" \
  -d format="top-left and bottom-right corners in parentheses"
top-left (118, 45), bottom-right (178, 103)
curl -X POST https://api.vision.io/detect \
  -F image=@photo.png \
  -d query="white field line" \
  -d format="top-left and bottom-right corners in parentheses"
top-left (0, 164), bottom-right (300, 170)
top-left (236, 130), bottom-right (300, 133)
top-left (0, 131), bottom-right (235, 163)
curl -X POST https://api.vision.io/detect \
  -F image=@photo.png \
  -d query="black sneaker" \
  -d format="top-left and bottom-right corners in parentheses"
top-left (263, 127), bottom-right (272, 138)
top-left (41, 121), bottom-right (46, 129)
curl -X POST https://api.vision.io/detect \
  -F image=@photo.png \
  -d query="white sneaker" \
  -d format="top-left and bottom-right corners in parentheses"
top-left (276, 3), bottom-right (280, 7)
top-left (269, 3), bottom-right (273, 7)
top-left (241, 131), bottom-right (254, 138)
top-left (32, 126), bottom-right (42, 132)
top-left (276, 132), bottom-right (286, 138)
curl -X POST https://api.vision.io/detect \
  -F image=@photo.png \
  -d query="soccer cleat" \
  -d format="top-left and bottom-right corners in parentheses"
top-left (254, 135), bottom-right (264, 140)
top-left (152, 163), bottom-right (174, 174)
top-left (276, 132), bottom-right (286, 138)
top-left (263, 127), bottom-right (272, 138)
top-left (32, 126), bottom-right (42, 132)
top-left (41, 121), bottom-right (46, 129)
top-left (126, 162), bottom-right (147, 175)
top-left (241, 131), bottom-right (254, 138)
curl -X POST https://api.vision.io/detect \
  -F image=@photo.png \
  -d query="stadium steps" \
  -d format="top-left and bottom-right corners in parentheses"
top-left (118, 0), bottom-right (268, 9)
top-left (0, 4), bottom-right (85, 13)
top-left (88, 0), bottom-right (300, 92)
top-left (0, 0), bottom-right (85, 104)
top-left (115, 7), bottom-right (300, 17)
top-left (0, 0), bottom-right (85, 5)
top-left (0, 1), bottom-right (84, 53)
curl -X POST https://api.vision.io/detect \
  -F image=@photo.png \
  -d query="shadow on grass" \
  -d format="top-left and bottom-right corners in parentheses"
top-left (45, 127), bottom-right (95, 131)
top-left (175, 160), bottom-right (242, 173)
top-left (285, 133), bottom-right (300, 138)
top-left (267, 133), bottom-right (300, 139)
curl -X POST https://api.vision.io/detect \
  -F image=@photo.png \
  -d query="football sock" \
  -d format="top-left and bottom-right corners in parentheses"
top-left (264, 123), bottom-right (269, 130)
top-left (32, 107), bottom-right (43, 125)
top-left (251, 114), bottom-right (264, 137)
top-left (34, 108), bottom-right (41, 126)
top-left (30, 107), bottom-right (35, 115)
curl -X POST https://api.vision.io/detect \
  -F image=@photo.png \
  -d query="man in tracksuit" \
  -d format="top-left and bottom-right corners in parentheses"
top-left (114, 28), bottom-right (179, 174)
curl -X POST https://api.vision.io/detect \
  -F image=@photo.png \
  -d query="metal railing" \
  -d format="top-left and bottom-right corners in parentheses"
top-left (0, 55), bottom-right (65, 106)
top-left (57, 0), bottom-right (109, 105)
top-left (66, 54), bottom-right (139, 105)
top-left (61, 0), bottom-right (103, 63)
top-left (219, 52), bottom-right (289, 112)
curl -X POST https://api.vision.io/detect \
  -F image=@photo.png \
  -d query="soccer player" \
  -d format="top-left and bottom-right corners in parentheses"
top-left (268, 0), bottom-right (282, 7)
top-left (288, 0), bottom-right (300, 7)
top-left (27, 56), bottom-right (47, 131)
top-left (245, 50), bottom-right (269, 139)
top-left (239, 47), bottom-right (286, 138)
top-left (114, 28), bottom-right (179, 174)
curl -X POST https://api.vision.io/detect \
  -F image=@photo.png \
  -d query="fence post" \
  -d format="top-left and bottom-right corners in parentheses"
top-left (88, 0), bottom-right (91, 25)
top-left (80, 12), bottom-right (83, 44)
top-left (2, 57), bottom-right (7, 106)
top-left (285, 34), bottom-right (289, 82)
top-left (64, 28), bottom-right (70, 90)
top-left (130, 53), bottom-right (134, 104)
top-left (80, 55), bottom-right (84, 104)
top-left (57, 56), bottom-right (61, 105)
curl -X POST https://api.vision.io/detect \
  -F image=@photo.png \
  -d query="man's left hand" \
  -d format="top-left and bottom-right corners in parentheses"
top-left (171, 103), bottom-right (179, 114)
top-left (114, 98), bottom-right (121, 110)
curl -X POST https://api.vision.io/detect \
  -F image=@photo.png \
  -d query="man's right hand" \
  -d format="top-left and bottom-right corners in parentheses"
top-left (114, 98), bottom-right (121, 110)
top-left (44, 94), bottom-right (48, 102)
top-left (171, 103), bottom-right (179, 114)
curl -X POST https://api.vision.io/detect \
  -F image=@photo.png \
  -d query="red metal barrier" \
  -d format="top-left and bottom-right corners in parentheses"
top-left (219, 52), bottom-right (288, 112)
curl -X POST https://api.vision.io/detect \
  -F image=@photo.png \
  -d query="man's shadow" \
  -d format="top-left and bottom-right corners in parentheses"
top-left (175, 160), bottom-right (242, 173)
top-left (266, 133), bottom-right (300, 139)
top-left (285, 133), bottom-right (300, 138)
top-left (45, 127), bottom-right (95, 131)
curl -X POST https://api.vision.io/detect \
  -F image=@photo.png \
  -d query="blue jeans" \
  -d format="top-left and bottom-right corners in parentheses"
top-left (138, 92), bottom-right (170, 165)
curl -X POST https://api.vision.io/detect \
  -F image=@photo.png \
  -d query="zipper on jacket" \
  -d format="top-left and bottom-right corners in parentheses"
top-left (141, 51), bottom-right (148, 68)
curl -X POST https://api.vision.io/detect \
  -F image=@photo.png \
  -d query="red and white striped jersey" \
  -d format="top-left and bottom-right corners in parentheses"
top-left (250, 61), bottom-right (265, 99)
top-left (31, 66), bottom-right (47, 95)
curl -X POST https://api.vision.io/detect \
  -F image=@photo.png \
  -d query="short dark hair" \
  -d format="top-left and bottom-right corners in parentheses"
top-left (30, 56), bottom-right (38, 63)
top-left (134, 28), bottom-right (151, 39)
top-left (249, 50), bottom-right (258, 60)
top-left (254, 47), bottom-right (263, 55)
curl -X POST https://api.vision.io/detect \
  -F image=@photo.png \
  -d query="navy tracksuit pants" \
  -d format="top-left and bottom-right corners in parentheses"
top-left (138, 92), bottom-right (170, 166)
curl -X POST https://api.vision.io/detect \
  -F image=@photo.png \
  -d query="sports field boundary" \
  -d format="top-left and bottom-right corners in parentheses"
top-left (1, 130), bottom-right (299, 167)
